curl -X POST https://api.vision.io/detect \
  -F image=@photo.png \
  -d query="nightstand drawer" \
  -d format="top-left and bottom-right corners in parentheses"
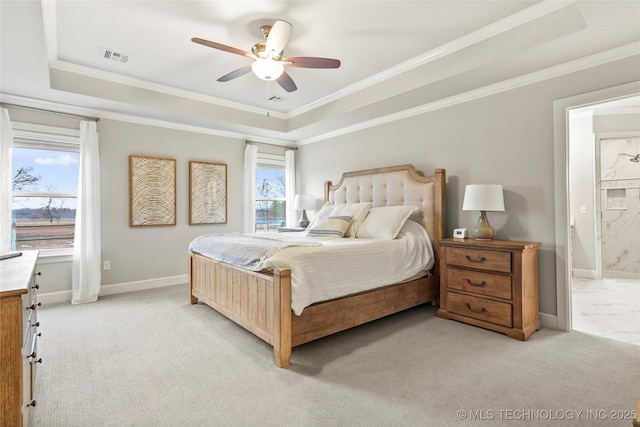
top-left (447, 292), bottom-right (512, 328)
top-left (445, 247), bottom-right (511, 273)
top-left (446, 267), bottom-right (512, 300)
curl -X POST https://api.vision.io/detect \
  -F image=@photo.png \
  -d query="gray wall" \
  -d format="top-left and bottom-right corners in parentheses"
top-left (296, 55), bottom-right (640, 317)
top-left (569, 112), bottom-right (596, 275)
top-left (98, 120), bottom-right (245, 286)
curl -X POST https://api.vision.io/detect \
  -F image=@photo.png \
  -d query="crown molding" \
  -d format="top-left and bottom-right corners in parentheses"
top-left (49, 60), bottom-right (289, 120)
top-left (0, 93), bottom-right (294, 147)
top-left (296, 42), bottom-right (640, 145)
top-left (288, 0), bottom-right (577, 118)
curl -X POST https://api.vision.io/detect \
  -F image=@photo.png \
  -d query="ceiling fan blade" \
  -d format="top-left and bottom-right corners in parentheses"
top-left (265, 20), bottom-right (292, 57)
top-left (282, 57), bottom-right (341, 69)
top-left (217, 65), bottom-right (253, 82)
top-left (276, 71), bottom-right (297, 92)
top-left (191, 37), bottom-right (251, 57)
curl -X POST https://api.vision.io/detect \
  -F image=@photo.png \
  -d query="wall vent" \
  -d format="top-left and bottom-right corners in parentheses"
top-left (100, 47), bottom-right (129, 63)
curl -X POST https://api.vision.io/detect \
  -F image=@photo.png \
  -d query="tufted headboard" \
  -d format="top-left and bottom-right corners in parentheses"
top-left (324, 164), bottom-right (446, 244)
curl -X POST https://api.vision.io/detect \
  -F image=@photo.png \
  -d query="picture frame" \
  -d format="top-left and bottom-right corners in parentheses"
top-left (129, 155), bottom-right (176, 227)
top-left (189, 161), bottom-right (227, 225)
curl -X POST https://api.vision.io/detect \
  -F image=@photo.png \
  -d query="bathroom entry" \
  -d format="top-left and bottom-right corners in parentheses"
top-left (597, 134), bottom-right (640, 279)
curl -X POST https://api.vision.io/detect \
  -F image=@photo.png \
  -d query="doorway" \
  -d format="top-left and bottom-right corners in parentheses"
top-left (568, 99), bottom-right (640, 346)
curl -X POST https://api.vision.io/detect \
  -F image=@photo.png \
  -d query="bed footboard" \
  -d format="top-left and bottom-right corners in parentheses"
top-left (189, 253), bottom-right (293, 367)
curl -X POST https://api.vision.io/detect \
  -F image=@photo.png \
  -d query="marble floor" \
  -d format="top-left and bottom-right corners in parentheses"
top-left (571, 277), bottom-right (640, 346)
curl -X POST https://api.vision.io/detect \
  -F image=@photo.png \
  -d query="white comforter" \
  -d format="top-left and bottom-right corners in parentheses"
top-left (191, 220), bottom-right (434, 315)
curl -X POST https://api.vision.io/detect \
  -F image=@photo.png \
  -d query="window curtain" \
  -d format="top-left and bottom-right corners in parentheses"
top-left (0, 108), bottom-right (13, 254)
top-left (285, 149), bottom-right (296, 227)
top-left (72, 120), bottom-right (101, 304)
top-left (243, 143), bottom-right (257, 234)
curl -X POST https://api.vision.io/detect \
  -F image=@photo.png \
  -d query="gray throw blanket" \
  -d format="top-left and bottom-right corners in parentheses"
top-left (188, 233), bottom-right (318, 271)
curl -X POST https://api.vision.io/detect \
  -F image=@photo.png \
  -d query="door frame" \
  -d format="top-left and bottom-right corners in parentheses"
top-left (553, 82), bottom-right (640, 332)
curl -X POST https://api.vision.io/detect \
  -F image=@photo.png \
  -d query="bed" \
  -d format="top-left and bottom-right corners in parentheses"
top-left (189, 164), bottom-right (446, 368)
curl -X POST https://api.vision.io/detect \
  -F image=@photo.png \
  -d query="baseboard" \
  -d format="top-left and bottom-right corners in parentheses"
top-left (572, 269), bottom-right (597, 279)
top-left (38, 274), bottom-right (188, 305)
top-left (539, 312), bottom-right (558, 330)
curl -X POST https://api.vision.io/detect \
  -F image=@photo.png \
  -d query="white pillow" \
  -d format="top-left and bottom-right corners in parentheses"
top-left (329, 202), bottom-right (372, 237)
top-left (306, 202), bottom-right (335, 229)
top-left (305, 215), bottom-right (353, 238)
top-left (355, 205), bottom-right (419, 240)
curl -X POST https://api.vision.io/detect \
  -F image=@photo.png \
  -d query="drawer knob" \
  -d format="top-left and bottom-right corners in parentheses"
top-left (465, 255), bottom-right (486, 264)
top-left (26, 400), bottom-right (36, 408)
top-left (32, 284), bottom-right (40, 290)
top-left (466, 279), bottom-right (487, 288)
top-left (466, 303), bottom-right (486, 314)
top-left (26, 302), bottom-right (41, 310)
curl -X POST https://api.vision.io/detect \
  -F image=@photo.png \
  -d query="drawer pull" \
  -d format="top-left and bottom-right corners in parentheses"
top-left (466, 303), bottom-right (486, 314)
top-left (466, 279), bottom-right (487, 288)
top-left (465, 255), bottom-right (486, 264)
top-left (26, 302), bottom-right (41, 311)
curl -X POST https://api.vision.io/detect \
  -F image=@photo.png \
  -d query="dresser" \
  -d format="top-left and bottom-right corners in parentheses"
top-left (1, 251), bottom-right (41, 427)
top-left (437, 239), bottom-right (540, 340)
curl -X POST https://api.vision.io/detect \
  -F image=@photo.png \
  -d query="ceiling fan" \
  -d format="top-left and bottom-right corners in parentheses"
top-left (192, 19), bottom-right (341, 93)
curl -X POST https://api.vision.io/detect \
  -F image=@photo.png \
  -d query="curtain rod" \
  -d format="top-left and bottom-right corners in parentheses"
top-left (246, 140), bottom-right (296, 150)
top-left (0, 102), bottom-right (99, 122)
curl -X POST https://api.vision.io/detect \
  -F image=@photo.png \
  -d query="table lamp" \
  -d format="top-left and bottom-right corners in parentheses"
top-left (462, 184), bottom-right (505, 240)
top-left (293, 194), bottom-right (314, 228)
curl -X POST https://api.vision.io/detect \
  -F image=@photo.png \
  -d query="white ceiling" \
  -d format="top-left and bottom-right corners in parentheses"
top-left (1, 1), bottom-right (639, 145)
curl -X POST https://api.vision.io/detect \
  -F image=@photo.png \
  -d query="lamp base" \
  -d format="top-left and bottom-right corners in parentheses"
top-left (298, 210), bottom-right (310, 228)
top-left (472, 211), bottom-right (496, 240)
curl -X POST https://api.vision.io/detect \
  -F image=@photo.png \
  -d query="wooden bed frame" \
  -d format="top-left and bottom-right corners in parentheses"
top-left (189, 164), bottom-right (446, 368)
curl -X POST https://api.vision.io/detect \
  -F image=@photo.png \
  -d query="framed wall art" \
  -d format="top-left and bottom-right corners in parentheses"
top-left (129, 155), bottom-right (176, 227)
top-left (189, 161), bottom-right (227, 225)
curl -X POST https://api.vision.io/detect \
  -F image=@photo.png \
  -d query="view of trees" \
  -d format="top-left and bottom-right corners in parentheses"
top-left (12, 166), bottom-right (73, 223)
top-left (255, 171), bottom-right (286, 229)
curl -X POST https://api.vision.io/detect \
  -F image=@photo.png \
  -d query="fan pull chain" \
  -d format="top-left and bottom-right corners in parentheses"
top-left (266, 81), bottom-right (271, 117)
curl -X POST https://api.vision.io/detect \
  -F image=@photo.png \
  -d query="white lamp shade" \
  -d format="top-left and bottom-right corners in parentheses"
top-left (293, 194), bottom-right (315, 211)
top-left (462, 185), bottom-right (505, 212)
top-left (251, 59), bottom-right (284, 81)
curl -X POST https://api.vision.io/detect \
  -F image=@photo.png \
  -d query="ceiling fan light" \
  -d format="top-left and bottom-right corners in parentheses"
top-left (251, 59), bottom-right (284, 81)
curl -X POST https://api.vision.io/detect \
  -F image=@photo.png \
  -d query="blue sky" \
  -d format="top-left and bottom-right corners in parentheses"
top-left (256, 167), bottom-right (285, 198)
top-left (12, 147), bottom-right (79, 211)
top-left (12, 147), bottom-right (79, 193)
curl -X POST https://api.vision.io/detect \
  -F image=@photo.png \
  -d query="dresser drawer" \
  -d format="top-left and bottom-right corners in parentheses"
top-left (445, 247), bottom-right (511, 273)
top-left (446, 267), bottom-right (512, 300)
top-left (447, 292), bottom-right (512, 328)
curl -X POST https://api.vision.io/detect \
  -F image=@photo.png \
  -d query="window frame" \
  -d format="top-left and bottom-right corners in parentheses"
top-left (10, 122), bottom-right (80, 256)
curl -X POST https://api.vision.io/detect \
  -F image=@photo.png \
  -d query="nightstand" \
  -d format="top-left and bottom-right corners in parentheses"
top-left (437, 238), bottom-right (541, 340)
top-left (277, 227), bottom-right (306, 232)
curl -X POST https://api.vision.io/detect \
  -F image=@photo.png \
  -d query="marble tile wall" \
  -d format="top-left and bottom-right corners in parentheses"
top-left (601, 137), bottom-right (640, 279)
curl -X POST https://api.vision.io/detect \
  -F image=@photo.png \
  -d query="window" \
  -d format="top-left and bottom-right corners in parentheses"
top-left (255, 153), bottom-right (286, 233)
top-left (11, 125), bottom-right (80, 252)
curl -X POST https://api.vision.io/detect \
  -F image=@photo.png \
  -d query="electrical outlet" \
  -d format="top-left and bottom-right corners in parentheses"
top-left (103, 261), bottom-right (111, 271)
